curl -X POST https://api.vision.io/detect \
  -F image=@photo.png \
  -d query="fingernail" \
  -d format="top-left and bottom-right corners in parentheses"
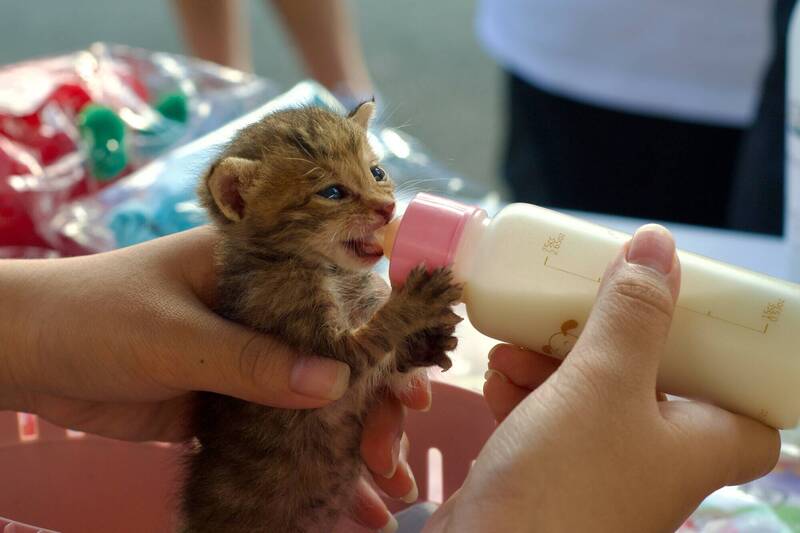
top-left (380, 515), bottom-right (399, 533)
top-left (488, 344), bottom-right (502, 361)
top-left (484, 369), bottom-right (509, 383)
top-left (289, 356), bottom-right (350, 401)
top-left (401, 464), bottom-right (419, 504)
top-left (421, 377), bottom-right (432, 412)
top-left (383, 437), bottom-right (401, 479)
top-left (626, 224), bottom-right (675, 275)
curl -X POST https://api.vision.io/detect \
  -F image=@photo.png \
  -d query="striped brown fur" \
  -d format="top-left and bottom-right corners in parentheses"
top-left (179, 103), bottom-right (461, 532)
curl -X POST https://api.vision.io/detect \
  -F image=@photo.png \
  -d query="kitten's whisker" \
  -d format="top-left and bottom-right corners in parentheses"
top-left (394, 185), bottom-right (425, 197)
top-left (396, 177), bottom-right (452, 188)
top-left (301, 166), bottom-right (324, 177)
top-left (330, 227), bottom-right (343, 245)
top-left (378, 104), bottom-right (402, 127)
top-left (393, 184), bottom-right (433, 197)
top-left (394, 184), bottom-right (422, 195)
top-left (387, 121), bottom-right (412, 131)
top-left (282, 156), bottom-right (315, 165)
top-left (392, 177), bottom-right (459, 199)
top-left (290, 132), bottom-right (315, 160)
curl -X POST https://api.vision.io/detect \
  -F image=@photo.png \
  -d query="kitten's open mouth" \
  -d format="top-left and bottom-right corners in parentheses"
top-left (343, 235), bottom-right (384, 261)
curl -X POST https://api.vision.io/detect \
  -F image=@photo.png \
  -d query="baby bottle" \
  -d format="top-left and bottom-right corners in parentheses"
top-left (381, 193), bottom-right (800, 429)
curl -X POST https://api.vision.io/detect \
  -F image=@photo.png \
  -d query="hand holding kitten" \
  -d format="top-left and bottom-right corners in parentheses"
top-left (0, 226), bottom-right (420, 530)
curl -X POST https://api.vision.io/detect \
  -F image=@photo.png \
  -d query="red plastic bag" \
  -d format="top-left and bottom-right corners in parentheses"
top-left (0, 42), bottom-right (275, 256)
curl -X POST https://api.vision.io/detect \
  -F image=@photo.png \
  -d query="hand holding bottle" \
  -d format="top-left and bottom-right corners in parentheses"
top-left (423, 225), bottom-right (779, 533)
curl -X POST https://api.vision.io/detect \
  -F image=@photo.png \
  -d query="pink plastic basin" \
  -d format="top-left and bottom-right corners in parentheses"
top-left (0, 381), bottom-right (494, 532)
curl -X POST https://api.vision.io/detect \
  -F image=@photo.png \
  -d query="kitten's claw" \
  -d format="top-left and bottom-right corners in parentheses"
top-left (441, 335), bottom-right (458, 351)
top-left (403, 267), bottom-right (462, 303)
top-left (401, 326), bottom-right (458, 371)
top-left (433, 352), bottom-right (453, 372)
top-left (393, 266), bottom-right (463, 334)
top-left (389, 265), bottom-right (461, 372)
top-left (441, 310), bottom-right (463, 327)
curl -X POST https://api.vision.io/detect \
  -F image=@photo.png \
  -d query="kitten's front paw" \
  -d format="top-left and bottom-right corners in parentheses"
top-left (392, 266), bottom-right (462, 370)
top-left (402, 326), bottom-right (457, 371)
top-left (397, 266), bottom-right (463, 333)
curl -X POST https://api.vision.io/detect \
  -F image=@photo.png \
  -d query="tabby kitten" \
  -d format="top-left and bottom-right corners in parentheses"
top-left (180, 102), bottom-right (461, 533)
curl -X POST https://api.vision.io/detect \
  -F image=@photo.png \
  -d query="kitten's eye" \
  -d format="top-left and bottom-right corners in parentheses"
top-left (317, 185), bottom-right (347, 200)
top-left (370, 165), bottom-right (386, 181)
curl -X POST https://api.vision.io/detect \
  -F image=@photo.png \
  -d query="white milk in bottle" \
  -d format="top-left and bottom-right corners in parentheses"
top-left (381, 193), bottom-right (800, 428)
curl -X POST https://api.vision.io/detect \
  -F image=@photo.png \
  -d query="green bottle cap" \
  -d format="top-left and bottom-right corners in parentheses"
top-left (77, 104), bottom-right (127, 181)
top-left (155, 91), bottom-right (188, 123)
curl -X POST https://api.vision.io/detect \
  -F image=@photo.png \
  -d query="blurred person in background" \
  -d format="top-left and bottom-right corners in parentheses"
top-left (476, 0), bottom-right (774, 230)
top-left (171, 0), bottom-right (375, 111)
top-left (173, 0), bottom-right (780, 233)
top-left (729, 0), bottom-right (793, 235)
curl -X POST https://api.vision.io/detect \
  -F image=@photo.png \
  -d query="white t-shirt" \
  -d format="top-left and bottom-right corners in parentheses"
top-left (476, 0), bottom-right (775, 126)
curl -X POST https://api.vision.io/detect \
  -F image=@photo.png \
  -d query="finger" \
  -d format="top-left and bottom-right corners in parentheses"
top-left (488, 344), bottom-right (560, 389)
top-left (164, 308), bottom-right (350, 409)
top-left (565, 225), bottom-right (681, 398)
top-left (395, 371), bottom-right (432, 411)
top-left (661, 400), bottom-right (780, 496)
top-left (372, 433), bottom-right (418, 503)
top-left (350, 476), bottom-right (396, 532)
top-left (361, 393), bottom-right (405, 478)
top-left (27, 393), bottom-right (192, 442)
top-left (483, 370), bottom-right (530, 423)
top-left (141, 227), bottom-right (350, 409)
top-left (145, 226), bottom-right (220, 308)
top-left (420, 487), bottom-right (463, 533)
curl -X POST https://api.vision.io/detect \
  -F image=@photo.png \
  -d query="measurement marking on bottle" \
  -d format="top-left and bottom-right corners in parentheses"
top-left (542, 234), bottom-right (566, 255)
top-left (544, 256), bottom-right (602, 283)
top-left (543, 257), bottom-right (771, 335)
top-left (675, 305), bottom-right (769, 334)
top-left (762, 299), bottom-right (785, 323)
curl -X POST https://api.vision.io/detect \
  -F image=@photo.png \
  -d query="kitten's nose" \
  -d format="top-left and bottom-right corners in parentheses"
top-left (375, 202), bottom-right (395, 224)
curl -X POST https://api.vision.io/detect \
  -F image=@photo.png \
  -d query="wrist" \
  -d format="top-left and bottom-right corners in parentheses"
top-left (0, 259), bottom-right (46, 409)
top-left (441, 449), bottom-right (549, 532)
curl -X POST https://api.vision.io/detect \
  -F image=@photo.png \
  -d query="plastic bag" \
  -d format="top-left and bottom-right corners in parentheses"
top-left (678, 439), bottom-right (800, 532)
top-left (0, 42), bottom-right (276, 256)
top-left (679, 486), bottom-right (792, 532)
top-left (49, 80), bottom-right (500, 255)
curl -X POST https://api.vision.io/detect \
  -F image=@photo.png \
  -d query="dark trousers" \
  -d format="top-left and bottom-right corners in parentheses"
top-left (502, 73), bottom-right (745, 229)
top-left (728, 0), bottom-right (796, 236)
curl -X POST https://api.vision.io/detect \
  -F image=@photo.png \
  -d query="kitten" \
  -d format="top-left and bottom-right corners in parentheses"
top-left (180, 101), bottom-right (461, 533)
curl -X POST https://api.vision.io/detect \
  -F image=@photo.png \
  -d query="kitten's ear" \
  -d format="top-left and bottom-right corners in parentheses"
top-left (205, 157), bottom-right (260, 222)
top-left (348, 99), bottom-right (376, 129)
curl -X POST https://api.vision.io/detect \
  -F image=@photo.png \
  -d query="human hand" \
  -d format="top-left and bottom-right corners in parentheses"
top-left (0, 226), bottom-right (421, 531)
top-left (424, 225), bottom-right (780, 532)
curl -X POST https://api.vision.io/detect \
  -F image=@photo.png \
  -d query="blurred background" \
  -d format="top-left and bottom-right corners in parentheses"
top-left (4, 0), bottom-right (791, 237)
top-left (8, 5), bottom-right (800, 533)
top-left (0, 0), bottom-right (504, 194)
top-left (5, 0), bottom-right (800, 253)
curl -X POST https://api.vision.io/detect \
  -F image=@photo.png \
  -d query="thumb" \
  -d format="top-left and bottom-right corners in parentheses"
top-left (168, 310), bottom-right (350, 408)
top-left (661, 400), bottom-right (780, 498)
top-left (564, 225), bottom-right (680, 398)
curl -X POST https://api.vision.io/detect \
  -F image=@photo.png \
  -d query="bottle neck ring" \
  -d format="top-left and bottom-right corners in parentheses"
top-left (388, 193), bottom-right (484, 286)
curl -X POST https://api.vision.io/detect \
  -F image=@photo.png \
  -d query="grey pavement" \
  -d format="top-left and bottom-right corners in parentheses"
top-left (0, 0), bottom-right (504, 193)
